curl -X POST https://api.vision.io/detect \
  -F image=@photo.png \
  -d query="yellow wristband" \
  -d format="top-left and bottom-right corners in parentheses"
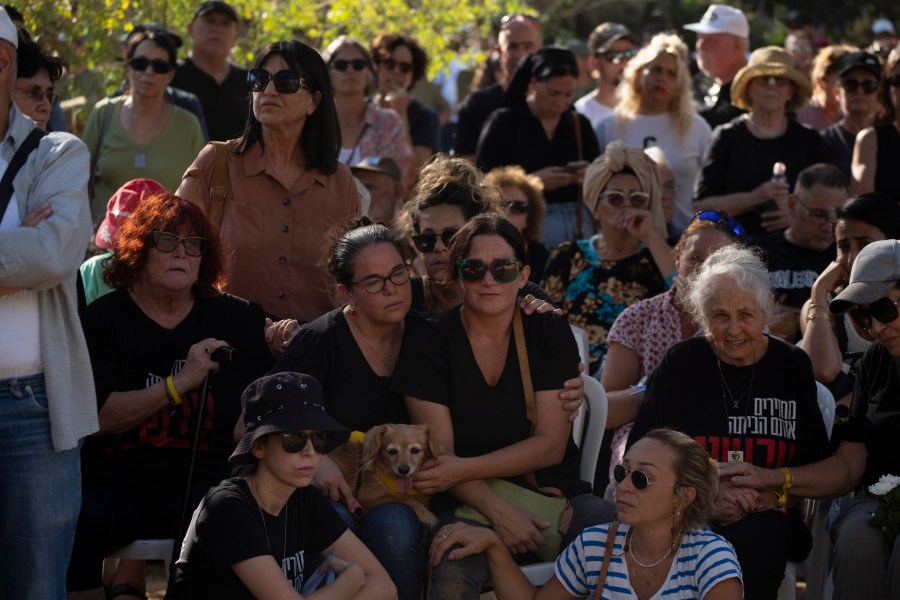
top-left (166, 375), bottom-right (182, 406)
top-left (781, 467), bottom-right (793, 490)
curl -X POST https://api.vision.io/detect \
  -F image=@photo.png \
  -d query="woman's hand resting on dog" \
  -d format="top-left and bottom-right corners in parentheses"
top-left (412, 455), bottom-right (469, 494)
top-left (313, 455), bottom-right (358, 510)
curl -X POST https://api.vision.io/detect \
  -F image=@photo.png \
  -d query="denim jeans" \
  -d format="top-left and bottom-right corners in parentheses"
top-left (0, 374), bottom-right (81, 600)
top-left (542, 202), bottom-right (595, 249)
top-left (329, 500), bottom-right (425, 600)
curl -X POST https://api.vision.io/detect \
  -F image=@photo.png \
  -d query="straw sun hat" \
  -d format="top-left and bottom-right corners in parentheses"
top-left (730, 46), bottom-right (812, 112)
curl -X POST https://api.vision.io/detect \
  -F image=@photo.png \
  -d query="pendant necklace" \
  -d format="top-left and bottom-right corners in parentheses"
top-left (252, 477), bottom-right (287, 563)
top-left (717, 353), bottom-right (755, 463)
top-left (348, 311), bottom-right (402, 367)
top-left (626, 528), bottom-right (673, 586)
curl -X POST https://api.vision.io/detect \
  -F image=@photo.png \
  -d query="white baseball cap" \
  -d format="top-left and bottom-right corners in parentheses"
top-left (873, 18), bottom-right (896, 36)
top-left (684, 4), bottom-right (749, 39)
top-left (0, 7), bottom-right (17, 48)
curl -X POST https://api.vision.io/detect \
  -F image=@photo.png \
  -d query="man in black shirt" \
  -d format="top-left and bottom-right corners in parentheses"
top-left (172, 1), bottom-right (248, 141)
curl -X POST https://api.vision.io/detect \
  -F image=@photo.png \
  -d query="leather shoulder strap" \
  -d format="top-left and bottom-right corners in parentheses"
top-left (0, 129), bottom-right (48, 218)
top-left (513, 308), bottom-right (536, 428)
top-left (208, 141), bottom-right (229, 230)
top-left (593, 521), bottom-right (619, 600)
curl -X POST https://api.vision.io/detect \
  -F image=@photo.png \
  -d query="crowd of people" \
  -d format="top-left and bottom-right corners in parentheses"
top-left (3, 1), bottom-right (900, 599)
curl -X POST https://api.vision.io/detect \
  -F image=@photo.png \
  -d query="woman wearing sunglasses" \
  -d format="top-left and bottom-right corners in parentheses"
top-left (542, 141), bottom-right (673, 375)
top-left (431, 429), bottom-right (743, 600)
top-left (84, 30), bottom-right (204, 222)
top-left (392, 213), bottom-right (614, 599)
top-left (177, 40), bottom-right (360, 325)
top-left (68, 194), bottom-right (295, 599)
top-left (168, 372), bottom-right (395, 599)
top-left (852, 47), bottom-right (900, 199)
top-left (722, 239), bottom-right (900, 600)
top-left (321, 36), bottom-right (413, 188)
top-left (627, 244), bottom-right (831, 599)
top-left (601, 212), bottom-right (742, 496)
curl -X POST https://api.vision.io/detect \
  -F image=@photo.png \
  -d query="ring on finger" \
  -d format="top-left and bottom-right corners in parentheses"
top-left (203, 346), bottom-right (210, 354)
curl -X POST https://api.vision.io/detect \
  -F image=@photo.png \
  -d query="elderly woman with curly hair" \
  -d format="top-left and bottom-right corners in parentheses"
top-left (67, 194), bottom-right (294, 599)
top-left (541, 141), bottom-right (673, 374)
top-left (594, 33), bottom-right (712, 233)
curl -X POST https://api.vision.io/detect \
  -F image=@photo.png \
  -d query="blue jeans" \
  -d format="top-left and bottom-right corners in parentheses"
top-left (542, 202), bottom-right (594, 249)
top-left (0, 374), bottom-right (81, 600)
top-left (329, 500), bottom-right (425, 600)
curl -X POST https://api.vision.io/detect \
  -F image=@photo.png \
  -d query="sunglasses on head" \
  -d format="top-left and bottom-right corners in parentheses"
top-left (128, 56), bottom-right (175, 74)
top-left (502, 199), bottom-right (529, 215)
top-left (457, 258), bottom-right (522, 284)
top-left (887, 75), bottom-right (900, 89)
top-left (412, 229), bottom-right (458, 253)
top-left (613, 464), bottom-right (679, 491)
top-left (248, 69), bottom-right (308, 94)
top-left (600, 47), bottom-right (640, 65)
top-left (381, 58), bottom-right (413, 74)
top-left (280, 430), bottom-right (337, 454)
top-left (331, 58), bottom-right (368, 72)
top-left (599, 190), bottom-right (650, 209)
top-left (848, 296), bottom-right (900, 331)
top-left (150, 231), bottom-right (208, 256)
top-left (840, 77), bottom-right (880, 95)
top-left (690, 210), bottom-right (745, 237)
top-left (14, 86), bottom-right (58, 105)
top-left (351, 265), bottom-right (411, 294)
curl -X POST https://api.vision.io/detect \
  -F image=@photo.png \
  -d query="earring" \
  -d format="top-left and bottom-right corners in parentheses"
top-left (350, 307), bottom-right (358, 316)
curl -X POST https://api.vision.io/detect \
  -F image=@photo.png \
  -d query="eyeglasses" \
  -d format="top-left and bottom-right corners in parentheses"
top-left (280, 430), bottom-right (338, 454)
top-left (887, 75), bottom-right (900, 88)
top-left (248, 69), bottom-right (308, 94)
top-left (502, 199), bottom-right (529, 215)
top-left (331, 59), bottom-right (368, 72)
top-left (690, 210), bottom-right (745, 237)
top-left (411, 229), bottom-right (459, 253)
top-left (848, 296), bottom-right (900, 331)
top-left (794, 197), bottom-right (835, 222)
top-left (350, 265), bottom-right (411, 294)
top-left (753, 75), bottom-right (792, 87)
top-left (14, 86), bottom-right (58, 105)
top-left (599, 47), bottom-right (640, 65)
top-left (150, 231), bottom-right (209, 256)
top-left (128, 57), bottom-right (174, 74)
top-left (613, 464), bottom-right (679, 491)
top-left (457, 258), bottom-right (522, 284)
top-left (380, 58), bottom-right (413, 74)
top-left (598, 190), bottom-right (650, 209)
top-left (839, 77), bottom-right (880, 95)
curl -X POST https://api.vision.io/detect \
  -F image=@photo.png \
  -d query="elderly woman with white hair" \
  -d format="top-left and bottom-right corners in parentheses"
top-left (542, 141), bottom-right (674, 374)
top-left (627, 244), bottom-right (831, 599)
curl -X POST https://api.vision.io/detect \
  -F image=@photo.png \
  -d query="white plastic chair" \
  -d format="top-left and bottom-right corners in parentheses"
top-left (569, 324), bottom-right (590, 445)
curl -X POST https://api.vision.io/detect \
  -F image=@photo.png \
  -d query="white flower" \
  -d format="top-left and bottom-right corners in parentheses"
top-left (868, 474), bottom-right (900, 497)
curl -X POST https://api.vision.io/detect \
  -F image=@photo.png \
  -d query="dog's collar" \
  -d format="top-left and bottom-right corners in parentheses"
top-left (374, 467), bottom-right (419, 496)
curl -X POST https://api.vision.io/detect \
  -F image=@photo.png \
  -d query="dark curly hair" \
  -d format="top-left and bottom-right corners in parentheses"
top-left (371, 33), bottom-right (428, 89)
top-left (16, 29), bottom-right (62, 81)
top-left (323, 217), bottom-right (405, 287)
top-left (104, 194), bottom-right (226, 299)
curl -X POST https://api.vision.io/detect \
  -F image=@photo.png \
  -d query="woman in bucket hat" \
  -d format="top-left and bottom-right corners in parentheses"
top-left (167, 372), bottom-right (395, 599)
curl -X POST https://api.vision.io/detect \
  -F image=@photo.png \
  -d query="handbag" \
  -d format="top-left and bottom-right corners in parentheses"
top-left (592, 521), bottom-right (619, 599)
top-left (453, 310), bottom-right (573, 562)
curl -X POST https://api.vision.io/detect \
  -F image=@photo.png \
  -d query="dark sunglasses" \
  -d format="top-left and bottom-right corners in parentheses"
top-left (351, 265), bottom-right (411, 294)
top-left (128, 57), bottom-right (174, 74)
top-left (150, 231), bottom-right (209, 256)
top-left (14, 86), bottom-right (58, 105)
top-left (380, 58), bottom-right (413, 74)
top-left (280, 430), bottom-right (338, 454)
top-left (331, 58), bottom-right (368, 72)
top-left (753, 75), bottom-right (792, 87)
top-left (457, 258), bottom-right (522, 284)
top-left (840, 78), bottom-right (880, 95)
top-left (888, 75), bottom-right (900, 89)
top-left (502, 199), bottom-right (529, 215)
top-left (248, 69), bottom-right (308, 94)
top-left (690, 210), bottom-right (745, 237)
top-left (412, 229), bottom-right (458, 253)
top-left (600, 47), bottom-right (640, 65)
top-left (613, 464), bottom-right (679, 491)
top-left (849, 297), bottom-right (900, 331)
top-left (599, 190), bottom-right (650, 209)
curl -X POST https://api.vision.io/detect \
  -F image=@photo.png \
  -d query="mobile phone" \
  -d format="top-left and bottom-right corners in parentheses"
top-left (755, 199), bottom-right (778, 215)
top-left (565, 160), bottom-right (589, 172)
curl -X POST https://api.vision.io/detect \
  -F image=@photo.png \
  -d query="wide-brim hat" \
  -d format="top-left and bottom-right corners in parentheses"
top-left (230, 372), bottom-right (349, 464)
top-left (731, 46), bottom-right (812, 112)
top-left (830, 240), bottom-right (900, 315)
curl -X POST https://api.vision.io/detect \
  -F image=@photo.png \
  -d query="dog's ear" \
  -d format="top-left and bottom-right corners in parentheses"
top-left (360, 424), bottom-right (388, 472)
top-left (422, 424), bottom-right (442, 460)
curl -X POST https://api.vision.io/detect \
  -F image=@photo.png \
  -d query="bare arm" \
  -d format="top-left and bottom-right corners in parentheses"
top-left (322, 530), bottom-right (397, 600)
top-left (702, 578), bottom-right (744, 600)
top-left (693, 179), bottom-right (790, 218)
top-left (851, 127), bottom-right (877, 195)
top-left (231, 551), bottom-right (370, 599)
top-left (620, 208), bottom-right (675, 277)
top-left (599, 342), bottom-right (643, 428)
top-left (797, 262), bottom-right (849, 383)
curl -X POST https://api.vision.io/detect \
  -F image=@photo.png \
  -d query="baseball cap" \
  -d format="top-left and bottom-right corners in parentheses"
top-left (230, 373), bottom-right (349, 464)
top-left (838, 51), bottom-right (883, 79)
top-left (0, 7), bottom-right (18, 48)
top-left (587, 23), bottom-right (640, 55)
top-left (95, 179), bottom-right (167, 250)
top-left (684, 4), bottom-right (749, 39)
top-left (872, 18), bottom-right (896, 36)
top-left (830, 240), bottom-right (900, 314)
top-left (193, 1), bottom-right (239, 23)
top-left (351, 156), bottom-right (402, 182)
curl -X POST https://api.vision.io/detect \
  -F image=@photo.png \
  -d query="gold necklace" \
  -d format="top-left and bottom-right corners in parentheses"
top-left (347, 311), bottom-right (403, 367)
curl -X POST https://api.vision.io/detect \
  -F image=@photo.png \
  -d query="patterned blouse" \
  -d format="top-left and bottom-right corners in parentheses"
top-left (339, 103), bottom-right (414, 187)
top-left (541, 237), bottom-right (668, 375)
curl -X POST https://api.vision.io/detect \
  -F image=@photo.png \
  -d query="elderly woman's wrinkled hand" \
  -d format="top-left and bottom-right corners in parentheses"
top-left (265, 317), bottom-right (299, 356)
top-left (429, 523), bottom-right (502, 566)
top-left (719, 461), bottom-right (784, 491)
top-left (413, 455), bottom-right (467, 494)
top-left (178, 338), bottom-right (229, 389)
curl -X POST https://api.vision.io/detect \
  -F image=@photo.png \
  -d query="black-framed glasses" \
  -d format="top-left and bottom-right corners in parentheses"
top-left (150, 231), bottom-right (209, 256)
top-left (887, 75), bottom-right (900, 88)
top-left (280, 430), bottom-right (338, 454)
top-left (412, 229), bottom-right (459, 253)
top-left (502, 199), bottom-right (529, 215)
top-left (613, 464), bottom-right (679, 491)
top-left (839, 77), bottom-right (880, 95)
top-left (128, 57), bottom-right (174, 74)
top-left (848, 297), bottom-right (900, 331)
top-left (599, 47), bottom-right (640, 65)
top-left (14, 86), bottom-right (58, 105)
top-left (599, 190), bottom-right (650, 209)
top-left (690, 210), bottom-right (745, 237)
top-left (248, 69), bottom-right (308, 94)
top-left (457, 258), bottom-right (522, 284)
top-left (380, 58), bottom-right (413, 74)
top-left (795, 197), bottom-right (835, 222)
top-left (331, 59), bottom-right (368, 72)
top-left (350, 265), bottom-right (411, 294)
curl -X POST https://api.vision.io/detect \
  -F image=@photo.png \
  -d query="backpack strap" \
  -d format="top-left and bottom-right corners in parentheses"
top-left (0, 129), bottom-right (49, 219)
top-left (208, 141), bottom-right (229, 230)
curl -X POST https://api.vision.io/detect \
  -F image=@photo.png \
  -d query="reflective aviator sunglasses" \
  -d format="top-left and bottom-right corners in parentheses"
top-left (456, 258), bottom-right (522, 284)
top-left (849, 297), bottom-right (900, 331)
top-left (613, 464), bottom-right (679, 491)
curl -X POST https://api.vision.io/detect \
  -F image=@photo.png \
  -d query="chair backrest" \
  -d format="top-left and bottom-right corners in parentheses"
top-left (569, 324), bottom-right (590, 444)
top-left (579, 375), bottom-right (608, 488)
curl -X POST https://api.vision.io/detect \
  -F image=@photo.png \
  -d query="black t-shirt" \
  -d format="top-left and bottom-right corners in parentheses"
top-left (270, 307), bottom-right (418, 430)
top-left (391, 308), bottom-right (585, 495)
top-left (408, 98), bottom-right (440, 151)
top-left (172, 59), bottom-right (250, 142)
top-left (628, 336), bottom-right (831, 468)
top-left (167, 478), bottom-right (347, 599)
top-left (698, 81), bottom-right (745, 129)
top-left (821, 123), bottom-right (856, 179)
top-left (694, 117), bottom-right (830, 236)
top-left (453, 83), bottom-right (505, 156)
top-left (843, 342), bottom-right (900, 487)
top-left (80, 290), bottom-right (274, 486)
top-left (747, 232), bottom-right (835, 309)
top-left (476, 103), bottom-right (600, 206)
top-left (874, 124), bottom-right (900, 199)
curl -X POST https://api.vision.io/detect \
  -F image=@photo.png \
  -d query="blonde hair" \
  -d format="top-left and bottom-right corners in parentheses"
top-left (483, 165), bottom-right (547, 244)
top-left (616, 33), bottom-right (695, 141)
